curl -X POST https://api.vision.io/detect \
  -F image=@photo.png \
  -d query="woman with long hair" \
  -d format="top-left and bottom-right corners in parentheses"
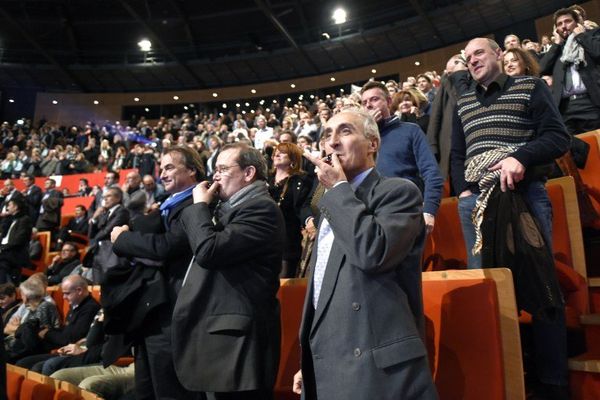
top-left (268, 143), bottom-right (312, 278)
top-left (392, 89), bottom-right (430, 132)
top-left (502, 47), bottom-right (541, 77)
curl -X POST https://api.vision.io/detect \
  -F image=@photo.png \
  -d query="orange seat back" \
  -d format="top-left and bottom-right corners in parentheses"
top-left (274, 278), bottom-right (307, 399)
top-left (7, 370), bottom-right (24, 400)
top-left (23, 231), bottom-right (52, 278)
top-left (19, 379), bottom-right (55, 400)
top-left (423, 269), bottom-right (524, 400)
top-left (576, 131), bottom-right (600, 215)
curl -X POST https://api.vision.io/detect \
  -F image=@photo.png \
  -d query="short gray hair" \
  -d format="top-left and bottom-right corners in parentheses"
top-left (337, 108), bottom-right (380, 142)
top-left (20, 279), bottom-right (45, 302)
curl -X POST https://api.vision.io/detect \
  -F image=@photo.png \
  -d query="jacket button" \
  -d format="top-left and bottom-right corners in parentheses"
top-left (352, 302), bottom-right (360, 311)
top-left (354, 348), bottom-right (361, 357)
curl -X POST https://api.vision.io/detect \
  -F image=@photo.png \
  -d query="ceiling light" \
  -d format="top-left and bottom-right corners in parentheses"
top-left (340, 88), bottom-right (345, 92)
top-left (371, 69), bottom-right (377, 74)
top-left (415, 61), bottom-right (421, 66)
top-left (219, 112), bottom-right (223, 116)
top-left (251, 89), bottom-right (257, 94)
top-left (222, 103), bottom-right (227, 108)
top-left (183, 106), bottom-right (188, 110)
top-left (272, 99), bottom-right (277, 103)
top-left (322, 32), bottom-right (331, 40)
top-left (134, 97), bottom-right (140, 102)
top-left (290, 83), bottom-right (296, 88)
top-left (242, 110), bottom-right (246, 114)
top-left (332, 8), bottom-right (347, 24)
top-left (266, 108), bottom-right (270, 112)
top-left (173, 95), bottom-right (179, 100)
top-left (310, 95), bottom-right (315, 99)
top-left (93, 100), bottom-right (99, 105)
top-left (144, 107), bottom-right (150, 112)
top-left (287, 98), bottom-right (292, 102)
top-left (52, 100), bottom-right (58, 105)
top-left (138, 39), bottom-right (152, 52)
top-left (8, 99), bottom-right (14, 103)
top-left (212, 92), bottom-right (218, 97)
top-left (251, 109), bottom-right (255, 113)
top-left (330, 77), bottom-right (336, 82)
top-left (245, 102), bottom-right (250, 107)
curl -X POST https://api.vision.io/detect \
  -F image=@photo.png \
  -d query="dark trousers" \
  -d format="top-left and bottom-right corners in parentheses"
top-left (206, 390), bottom-right (273, 400)
top-left (134, 313), bottom-right (203, 400)
top-left (561, 95), bottom-right (600, 135)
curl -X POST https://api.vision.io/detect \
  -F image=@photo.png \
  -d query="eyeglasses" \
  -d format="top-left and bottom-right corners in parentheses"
top-left (214, 164), bottom-right (240, 175)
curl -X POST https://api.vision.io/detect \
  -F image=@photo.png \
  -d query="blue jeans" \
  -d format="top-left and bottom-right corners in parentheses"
top-left (457, 181), bottom-right (567, 386)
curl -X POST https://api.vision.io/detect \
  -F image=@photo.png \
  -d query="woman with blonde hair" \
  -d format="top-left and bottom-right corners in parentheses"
top-left (268, 143), bottom-right (312, 277)
top-left (392, 89), bottom-right (430, 132)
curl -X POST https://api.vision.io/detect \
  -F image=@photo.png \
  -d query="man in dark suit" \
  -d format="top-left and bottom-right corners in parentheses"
top-left (88, 187), bottom-right (129, 248)
top-left (172, 143), bottom-right (284, 399)
top-left (20, 175), bottom-right (42, 223)
top-left (110, 146), bottom-right (205, 400)
top-left (36, 178), bottom-right (63, 232)
top-left (0, 179), bottom-right (24, 219)
top-left (293, 109), bottom-right (438, 399)
top-left (539, 7), bottom-right (600, 135)
top-left (0, 197), bottom-right (32, 283)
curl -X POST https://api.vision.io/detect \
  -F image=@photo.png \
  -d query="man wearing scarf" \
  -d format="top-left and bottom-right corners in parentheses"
top-left (111, 146), bottom-right (205, 400)
top-left (451, 38), bottom-right (571, 400)
top-left (539, 7), bottom-right (600, 136)
top-left (172, 143), bottom-right (284, 400)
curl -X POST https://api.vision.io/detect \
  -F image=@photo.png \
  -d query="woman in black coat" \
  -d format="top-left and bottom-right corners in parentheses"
top-left (268, 142), bottom-right (313, 278)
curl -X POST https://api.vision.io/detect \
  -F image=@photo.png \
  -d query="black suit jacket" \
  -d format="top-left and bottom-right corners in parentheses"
top-left (539, 28), bottom-right (600, 108)
top-left (43, 294), bottom-right (100, 350)
top-left (88, 206), bottom-right (130, 247)
top-left (23, 185), bottom-right (42, 222)
top-left (0, 213), bottom-right (32, 269)
top-left (172, 193), bottom-right (284, 392)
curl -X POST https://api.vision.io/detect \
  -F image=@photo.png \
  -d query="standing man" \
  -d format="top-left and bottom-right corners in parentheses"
top-left (110, 146), bottom-right (205, 400)
top-left (21, 174), bottom-right (42, 223)
top-left (539, 7), bottom-right (600, 135)
top-left (172, 143), bottom-right (283, 399)
top-left (361, 80), bottom-right (443, 233)
top-left (0, 179), bottom-right (24, 218)
top-left (36, 178), bottom-right (63, 232)
top-left (254, 116), bottom-right (274, 152)
top-left (451, 38), bottom-right (571, 399)
top-left (293, 109), bottom-right (437, 399)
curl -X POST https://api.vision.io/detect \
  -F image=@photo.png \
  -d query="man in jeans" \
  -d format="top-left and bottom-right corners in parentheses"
top-left (450, 38), bottom-right (570, 400)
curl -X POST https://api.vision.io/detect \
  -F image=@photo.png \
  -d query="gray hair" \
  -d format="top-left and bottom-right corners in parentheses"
top-left (20, 279), bottom-right (46, 302)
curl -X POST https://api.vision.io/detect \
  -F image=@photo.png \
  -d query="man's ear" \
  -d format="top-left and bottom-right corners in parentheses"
top-left (244, 165), bottom-right (257, 182)
top-left (368, 137), bottom-right (380, 154)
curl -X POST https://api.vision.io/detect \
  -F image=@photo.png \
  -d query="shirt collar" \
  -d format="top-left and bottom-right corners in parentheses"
top-left (350, 168), bottom-right (373, 191)
top-left (476, 73), bottom-right (508, 95)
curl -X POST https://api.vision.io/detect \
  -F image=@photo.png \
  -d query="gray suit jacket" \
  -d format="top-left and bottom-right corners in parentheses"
top-left (299, 170), bottom-right (438, 400)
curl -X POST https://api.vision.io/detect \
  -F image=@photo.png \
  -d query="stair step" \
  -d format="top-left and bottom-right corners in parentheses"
top-left (589, 277), bottom-right (600, 288)
top-left (569, 355), bottom-right (600, 373)
top-left (581, 314), bottom-right (600, 325)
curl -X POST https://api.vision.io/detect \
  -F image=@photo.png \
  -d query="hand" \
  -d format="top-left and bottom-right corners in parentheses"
top-left (59, 343), bottom-right (85, 355)
top-left (573, 24), bottom-right (585, 36)
top-left (38, 327), bottom-right (49, 339)
top-left (302, 151), bottom-right (347, 189)
top-left (192, 181), bottom-right (220, 204)
top-left (110, 225), bottom-right (129, 243)
top-left (423, 213), bottom-right (435, 234)
top-left (51, 254), bottom-right (61, 264)
top-left (459, 190), bottom-right (473, 198)
top-left (305, 217), bottom-right (317, 240)
top-left (293, 370), bottom-right (303, 395)
top-left (92, 206), bottom-right (105, 219)
top-left (489, 157), bottom-right (525, 192)
top-left (366, 108), bottom-right (383, 122)
top-left (553, 28), bottom-right (564, 45)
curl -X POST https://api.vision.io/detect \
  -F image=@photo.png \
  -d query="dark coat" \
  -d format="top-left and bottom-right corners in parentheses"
top-left (88, 205), bottom-right (130, 247)
top-left (0, 213), bottom-right (32, 271)
top-left (23, 185), bottom-right (42, 222)
top-left (172, 193), bottom-right (284, 392)
top-left (46, 257), bottom-right (81, 286)
top-left (539, 28), bottom-right (600, 108)
top-left (43, 294), bottom-right (100, 351)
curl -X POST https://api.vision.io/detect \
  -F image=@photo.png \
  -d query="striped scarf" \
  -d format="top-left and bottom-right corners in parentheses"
top-left (465, 146), bottom-right (519, 255)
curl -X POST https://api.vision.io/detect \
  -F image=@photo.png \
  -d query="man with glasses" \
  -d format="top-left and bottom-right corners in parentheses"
top-left (111, 146), bottom-right (205, 399)
top-left (172, 142), bottom-right (284, 399)
top-left (46, 242), bottom-right (80, 286)
top-left (15, 275), bottom-right (100, 368)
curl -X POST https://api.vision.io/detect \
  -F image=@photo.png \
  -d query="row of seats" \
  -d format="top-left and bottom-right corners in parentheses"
top-left (11, 170), bottom-right (135, 195)
top-left (6, 364), bottom-right (101, 400)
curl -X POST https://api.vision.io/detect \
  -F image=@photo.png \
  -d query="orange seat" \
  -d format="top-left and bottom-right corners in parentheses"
top-left (23, 231), bottom-right (52, 278)
top-left (53, 390), bottom-right (83, 400)
top-left (19, 378), bottom-right (55, 400)
top-left (7, 370), bottom-right (25, 400)
top-left (61, 196), bottom-right (94, 218)
top-left (423, 197), bottom-right (468, 271)
top-left (576, 130), bottom-right (600, 217)
top-left (274, 278), bottom-right (307, 400)
top-left (423, 268), bottom-right (524, 400)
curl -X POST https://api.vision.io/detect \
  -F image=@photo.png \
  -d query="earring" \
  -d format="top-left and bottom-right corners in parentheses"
top-left (290, 163), bottom-right (295, 169)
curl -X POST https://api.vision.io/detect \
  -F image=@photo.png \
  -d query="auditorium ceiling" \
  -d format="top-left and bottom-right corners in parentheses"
top-left (0, 0), bottom-right (582, 92)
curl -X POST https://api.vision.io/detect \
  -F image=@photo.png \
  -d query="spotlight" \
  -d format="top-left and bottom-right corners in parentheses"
top-left (138, 39), bottom-right (152, 52)
top-left (332, 8), bottom-right (347, 24)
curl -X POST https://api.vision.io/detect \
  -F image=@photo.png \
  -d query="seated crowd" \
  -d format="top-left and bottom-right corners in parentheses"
top-left (0, 4), bottom-right (597, 399)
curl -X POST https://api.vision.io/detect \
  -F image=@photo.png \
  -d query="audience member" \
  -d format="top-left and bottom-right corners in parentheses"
top-left (46, 242), bottom-right (81, 286)
top-left (294, 109), bottom-right (437, 399)
top-left (451, 37), bottom-right (570, 400)
top-left (0, 197), bottom-right (33, 283)
top-left (36, 178), bottom-right (63, 232)
top-left (361, 80), bottom-right (443, 233)
top-left (21, 174), bottom-right (42, 223)
top-left (0, 283), bottom-right (20, 326)
top-left (171, 142), bottom-right (283, 399)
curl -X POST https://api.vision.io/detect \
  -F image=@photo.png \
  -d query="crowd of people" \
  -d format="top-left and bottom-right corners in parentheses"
top-left (0, 4), bottom-right (597, 399)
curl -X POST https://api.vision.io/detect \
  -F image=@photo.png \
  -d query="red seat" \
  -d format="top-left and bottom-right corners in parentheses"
top-left (23, 231), bottom-right (52, 278)
top-left (19, 378), bottom-right (55, 400)
top-left (7, 370), bottom-right (25, 400)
